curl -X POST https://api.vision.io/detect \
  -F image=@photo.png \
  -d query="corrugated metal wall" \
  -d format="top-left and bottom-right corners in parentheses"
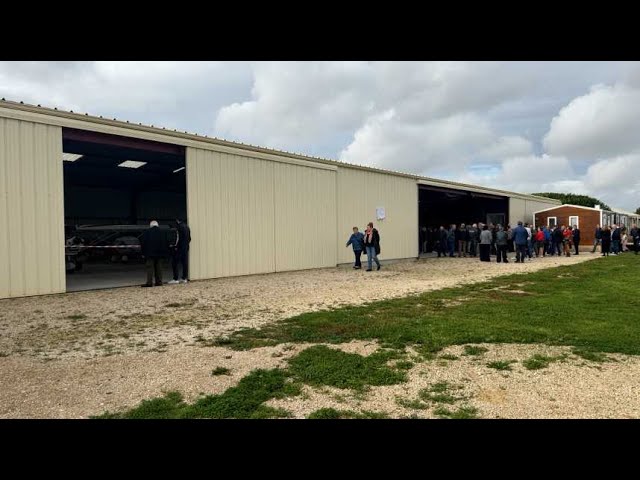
top-left (187, 147), bottom-right (337, 279)
top-left (509, 198), bottom-right (527, 226)
top-left (337, 168), bottom-right (418, 264)
top-left (274, 162), bottom-right (336, 271)
top-left (510, 197), bottom-right (561, 226)
top-left (186, 148), bottom-right (276, 279)
top-left (0, 117), bottom-right (65, 298)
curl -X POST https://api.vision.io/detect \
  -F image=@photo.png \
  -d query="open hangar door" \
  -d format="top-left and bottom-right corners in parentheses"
top-left (62, 128), bottom-right (186, 291)
top-left (418, 185), bottom-right (509, 253)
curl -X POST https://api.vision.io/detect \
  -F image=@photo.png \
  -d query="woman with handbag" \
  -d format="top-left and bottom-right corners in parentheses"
top-left (363, 222), bottom-right (381, 271)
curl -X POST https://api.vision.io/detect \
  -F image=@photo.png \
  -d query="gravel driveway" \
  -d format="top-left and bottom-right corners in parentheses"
top-left (3, 253), bottom-right (634, 419)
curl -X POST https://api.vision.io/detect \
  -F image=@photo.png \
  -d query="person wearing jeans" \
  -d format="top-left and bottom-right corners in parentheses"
top-left (512, 221), bottom-right (529, 263)
top-left (346, 226), bottom-right (365, 269)
top-left (363, 222), bottom-right (381, 271)
top-left (169, 218), bottom-right (191, 284)
top-left (591, 225), bottom-right (602, 253)
top-left (611, 225), bottom-right (621, 254)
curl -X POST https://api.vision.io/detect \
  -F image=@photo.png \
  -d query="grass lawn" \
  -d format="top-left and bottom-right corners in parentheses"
top-left (96, 254), bottom-right (640, 419)
top-left (218, 254), bottom-right (640, 355)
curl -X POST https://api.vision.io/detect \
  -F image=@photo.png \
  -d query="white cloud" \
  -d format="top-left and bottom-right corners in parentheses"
top-left (339, 112), bottom-right (499, 174)
top-left (0, 61), bottom-right (252, 134)
top-left (543, 83), bottom-right (640, 160)
top-left (215, 61), bottom-right (375, 152)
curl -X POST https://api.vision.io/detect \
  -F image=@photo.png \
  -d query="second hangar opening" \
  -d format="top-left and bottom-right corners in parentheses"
top-left (418, 184), bottom-right (509, 252)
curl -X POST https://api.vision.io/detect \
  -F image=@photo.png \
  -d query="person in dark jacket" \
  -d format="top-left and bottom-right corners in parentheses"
top-left (169, 218), bottom-right (191, 284)
top-left (601, 226), bottom-right (612, 256)
top-left (437, 226), bottom-right (448, 258)
top-left (420, 226), bottom-right (428, 254)
top-left (468, 223), bottom-right (478, 257)
top-left (552, 226), bottom-right (564, 257)
top-left (631, 224), bottom-right (639, 255)
top-left (457, 223), bottom-right (469, 258)
top-left (363, 222), bottom-right (381, 271)
top-left (512, 221), bottom-right (530, 263)
top-left (141, 220), bottom-right (170, 287)
top-left (495, 225), bottom-right (508, 263)
top-left (447, 225), bottom-right (456, 258)
top-left (611, 225), bottom-right (621, 255)
top-left (346, 226), bottom-right (365, 269)
top-left (572, 225), bottom-right (581, 255)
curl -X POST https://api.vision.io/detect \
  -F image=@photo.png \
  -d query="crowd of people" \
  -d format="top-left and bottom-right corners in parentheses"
top-left (140, 218), bottom-right (639, 280)
top-left (417, 222), bottom-right (640, 263)
top-left (591, 224), bottom-right (639, 256)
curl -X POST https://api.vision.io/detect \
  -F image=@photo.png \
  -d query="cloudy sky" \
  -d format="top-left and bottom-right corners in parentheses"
top-left (1, 61), bottom-right (639, 211)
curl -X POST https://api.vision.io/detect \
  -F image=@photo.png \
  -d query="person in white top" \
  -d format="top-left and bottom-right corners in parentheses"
top-left (524, 223), bottom-right (533, 259)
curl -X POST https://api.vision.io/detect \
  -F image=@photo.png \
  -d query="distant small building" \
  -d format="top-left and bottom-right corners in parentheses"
top-left (533, 204), bottom-right (640, 247)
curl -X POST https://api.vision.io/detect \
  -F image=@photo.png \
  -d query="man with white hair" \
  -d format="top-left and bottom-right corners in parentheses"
top-left (141, 220), bottom-right (169, 287)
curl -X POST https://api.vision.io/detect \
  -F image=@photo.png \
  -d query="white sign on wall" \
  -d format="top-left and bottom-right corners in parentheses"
top-left (376, 207), bottom-right (386, 221)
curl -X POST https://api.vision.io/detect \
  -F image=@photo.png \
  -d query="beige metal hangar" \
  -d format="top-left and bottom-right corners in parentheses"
top-left (0, 99), bottom-right (560, 299)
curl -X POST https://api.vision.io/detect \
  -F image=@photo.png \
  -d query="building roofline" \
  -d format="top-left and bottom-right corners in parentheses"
top-left (533, 203), bottom-right (640, 216)
top-left (0, 98), bottom-right (560, 204)
top-left (533, 204), bottom-right (602, 214)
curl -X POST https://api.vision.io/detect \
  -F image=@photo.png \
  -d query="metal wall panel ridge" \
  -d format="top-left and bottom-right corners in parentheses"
top-left (0, 118), bottom-right (64, 298)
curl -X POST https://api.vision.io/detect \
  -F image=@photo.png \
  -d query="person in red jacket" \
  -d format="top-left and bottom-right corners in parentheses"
top-left (535, 227), bottom-right (546, 258)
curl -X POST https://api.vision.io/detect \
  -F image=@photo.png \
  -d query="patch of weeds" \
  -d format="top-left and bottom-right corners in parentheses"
top-left (0, 352), bottom-right (9, 357)
top-left (66, 314), bottom-right (86, 321)
top-left (419, 381), bottom-right (464, 405)
top-left (434, 405), bottom-right (479, 419)
top-left (395, 360), bottom-right (414, 370)
top-left (572, 349), bottom-right (609, 363)
top-left (211, 367), bottom-right (231, 376)
top-left (307, 408), bottom-right (388, 419)
top-left (287, 345), bottom-right (407, 391)
top-left (94, 369), bottom-right (301, 419)
top-left (522, 354), bottom-right (566, 370)
top-left (397, 398), bottom-right (429, 410)
top-left (332, 393), bottom-right (348, 404)
top-left (135, 341), bottom-right (147, 347)
top-left (487, 360), bottom-right (516, 371)
top-left (439, 354), bottom-right (459, 361)
top-left (271, 352), bottom-right (284, 358)
top-left (463, 345), bottom-right (489, 356)
top-left (350, 389), bottom-right (370, 402)
top-left (414, 343), bottom-right (443, 358)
